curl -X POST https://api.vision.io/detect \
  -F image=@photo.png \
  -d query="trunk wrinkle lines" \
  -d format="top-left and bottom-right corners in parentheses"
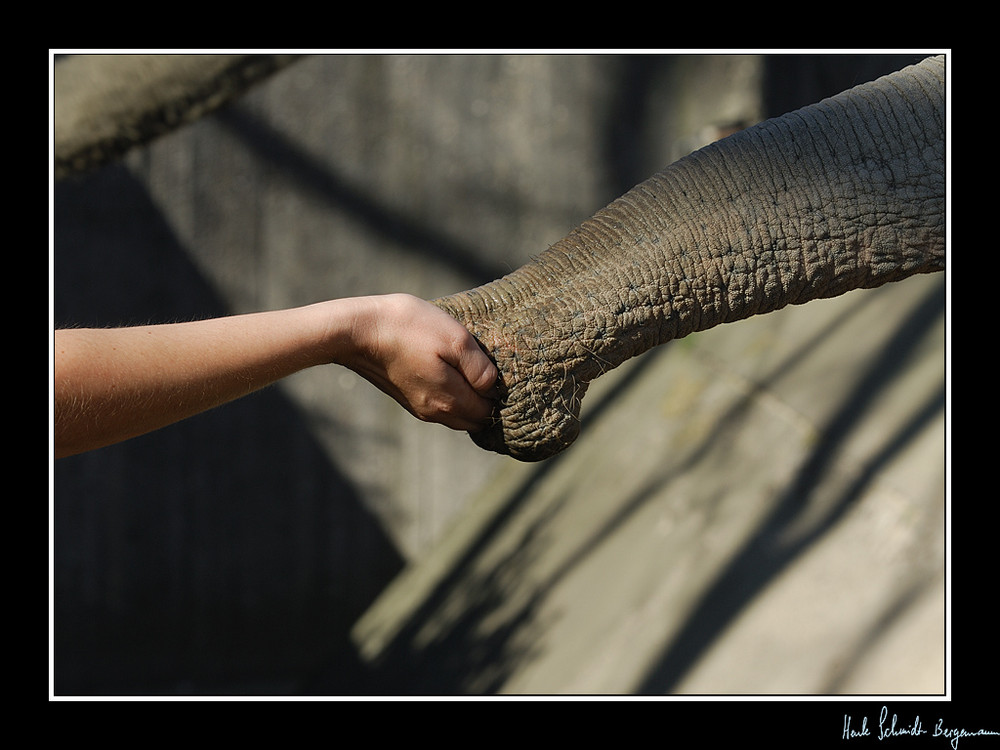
top-left (433, 56), bottom-right (945, 461)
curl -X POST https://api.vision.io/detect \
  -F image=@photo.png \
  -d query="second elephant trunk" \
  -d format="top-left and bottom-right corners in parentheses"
top-left (435, 55), bottom-right (946, 462)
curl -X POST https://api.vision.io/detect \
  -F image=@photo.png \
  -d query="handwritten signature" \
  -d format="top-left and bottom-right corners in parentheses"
top-left (843, 706), bottom-right (998, 749)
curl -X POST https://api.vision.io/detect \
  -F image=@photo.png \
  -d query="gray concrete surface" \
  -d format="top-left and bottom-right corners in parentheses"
top-left (53, 52), bottom-right (947, 696)
top-left (352, 273), bottom-right (945, 694)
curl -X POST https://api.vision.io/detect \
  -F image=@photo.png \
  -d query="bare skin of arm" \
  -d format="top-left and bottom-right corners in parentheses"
top-left (54, 294), bottom-right (498, 459)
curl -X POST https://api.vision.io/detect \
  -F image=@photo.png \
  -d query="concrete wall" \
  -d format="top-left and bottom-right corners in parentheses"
top-left (52, 52), bottom-right (938, 695)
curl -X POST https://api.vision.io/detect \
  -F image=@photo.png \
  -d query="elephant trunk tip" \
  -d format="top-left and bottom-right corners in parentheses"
top-left (470, 415), bottom-right (581, 462)
top-left (434, 290), bottom-right (590, 462)
top-left (468, 374), bottom-right (589, 462)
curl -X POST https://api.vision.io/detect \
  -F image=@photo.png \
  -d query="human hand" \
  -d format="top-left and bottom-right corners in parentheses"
top-left (329, 294), bottom-right (499, 432)
top-left (53, 293), bottom-right (499, 458)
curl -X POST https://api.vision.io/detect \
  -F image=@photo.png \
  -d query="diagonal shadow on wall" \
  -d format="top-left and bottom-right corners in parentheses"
top-left (53, 165), bottom-right (403, 695)
top-left (348, 280), bottom-right (942, 695)
top-left (213, 106), bottom-right (508, 288)
top-left (634, 279), bottom-right (945, 694)
top-left (333, 346), bottom-right (670, 694)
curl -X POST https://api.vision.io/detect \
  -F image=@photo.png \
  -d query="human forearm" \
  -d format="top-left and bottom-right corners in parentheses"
top-left (54, 303), bottom-right (338, 458)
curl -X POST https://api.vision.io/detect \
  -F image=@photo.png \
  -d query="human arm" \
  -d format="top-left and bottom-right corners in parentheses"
top-left (54, 294), bottom-right (498, 458)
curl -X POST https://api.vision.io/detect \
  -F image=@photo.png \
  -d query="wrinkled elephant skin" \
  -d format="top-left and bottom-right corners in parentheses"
top-left (435, 56), bottom-right (945, 462)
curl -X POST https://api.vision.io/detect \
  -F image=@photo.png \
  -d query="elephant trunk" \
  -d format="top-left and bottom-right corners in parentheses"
top-left (435, 55), bottom-right (945, 462)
